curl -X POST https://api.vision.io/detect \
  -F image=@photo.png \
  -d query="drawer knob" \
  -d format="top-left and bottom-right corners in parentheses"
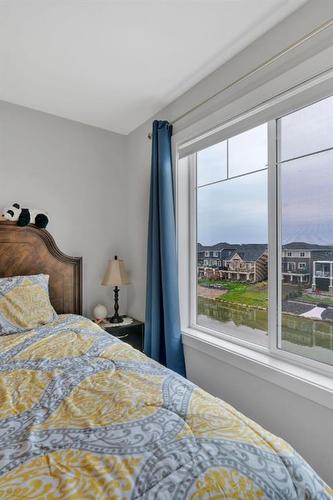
top-left (117, 333), bottom-right (129, 339)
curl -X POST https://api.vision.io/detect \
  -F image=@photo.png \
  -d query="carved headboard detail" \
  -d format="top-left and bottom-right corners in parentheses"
top-left (0, 222), bottom-right (82, 315)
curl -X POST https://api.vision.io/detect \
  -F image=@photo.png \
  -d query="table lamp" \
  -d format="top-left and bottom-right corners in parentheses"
top-left (102, 255), bottom-right (129, 323)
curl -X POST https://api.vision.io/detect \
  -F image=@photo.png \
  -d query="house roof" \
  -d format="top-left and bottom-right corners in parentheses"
top-left (227, 244), bottom-right (267, 262)
top-left (197, 242), bottom-right (235, 251)
top-left (198, 241), bottom-right (333, 256)
top-left (197, 242), bottom-right (267, 262)
top-left (220, 248), bottom-right (236, 259)
top-left (282, 242), bottom-right (333, 250)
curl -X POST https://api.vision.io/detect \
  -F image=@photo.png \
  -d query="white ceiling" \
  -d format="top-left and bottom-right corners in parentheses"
top-left (0, 0), bottom-right (307, 135)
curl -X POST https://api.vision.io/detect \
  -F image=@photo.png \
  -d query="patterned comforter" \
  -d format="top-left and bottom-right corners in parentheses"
top-left (0, 314), bottom-right (332, 499)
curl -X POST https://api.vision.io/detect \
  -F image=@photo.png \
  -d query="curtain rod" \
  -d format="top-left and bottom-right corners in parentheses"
top-left (147, 17), bottom-right (333, 139)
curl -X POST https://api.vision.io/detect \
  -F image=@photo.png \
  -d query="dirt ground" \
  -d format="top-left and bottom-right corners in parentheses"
top-left (197, 285), bottom-right (226, 299)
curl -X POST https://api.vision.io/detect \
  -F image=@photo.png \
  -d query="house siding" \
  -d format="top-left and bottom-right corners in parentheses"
top-left (255, 252), bottom-right (268, 282)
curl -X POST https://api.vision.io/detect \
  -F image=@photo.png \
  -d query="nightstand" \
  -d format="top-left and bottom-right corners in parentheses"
top-left (103, 317), bottom-right (144, 352)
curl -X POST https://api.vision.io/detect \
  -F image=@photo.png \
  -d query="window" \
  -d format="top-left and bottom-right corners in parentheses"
top-left (196, 124), bottom-right (268, 346)
top-left (180, 94), bottom-right (333, 370)
top-left (278, 96), bottom-right (333, 366)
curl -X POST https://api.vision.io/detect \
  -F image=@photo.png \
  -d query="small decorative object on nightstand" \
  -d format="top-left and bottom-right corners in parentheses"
top-left (93, 304), bottom-right (108, 324)
top-left (101, 255), bottom-right (129, 324)
top-left (103, 317), bottom-right (144, 352)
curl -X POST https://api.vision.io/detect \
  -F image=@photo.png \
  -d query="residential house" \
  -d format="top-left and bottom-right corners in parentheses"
top-left (199, 241), bottom-right (333, 291)
top-left (197, 243), bottom-right (267, 283)
top-left (222, 246), bottom-right (268, 282)
top-left (311, 251), bottom-right (333, 294)
top-left (282, 242), bottom-right (333, 293)
top-left (197, 243), bottom-right (236, 268)
top-left (281, 243), bottom-right (314, 285)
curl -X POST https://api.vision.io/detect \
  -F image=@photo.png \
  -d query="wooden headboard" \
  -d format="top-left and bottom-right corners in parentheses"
top-left (0, 221), bottom-right (82, 315)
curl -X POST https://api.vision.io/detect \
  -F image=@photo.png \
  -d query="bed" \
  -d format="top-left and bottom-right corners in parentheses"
top-left (0, 222), bottom-right (332, 499)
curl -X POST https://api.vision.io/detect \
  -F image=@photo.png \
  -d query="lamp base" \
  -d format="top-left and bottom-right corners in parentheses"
top-left (109, 314), bottom-right (123, 324)
top-left (109, 286), bottom-right (123, 324)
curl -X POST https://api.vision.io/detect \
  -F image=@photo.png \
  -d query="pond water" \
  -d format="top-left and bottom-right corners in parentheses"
top-left (197, 297), bottom-right (333, 364)
top-left (198, 297), bottom-right (267, 332)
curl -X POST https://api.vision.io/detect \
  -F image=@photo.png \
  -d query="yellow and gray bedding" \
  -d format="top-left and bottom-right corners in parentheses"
top-left (0, 314), bottom-right (332, 498)
top-left (0, 274), bottom-right (57, 334)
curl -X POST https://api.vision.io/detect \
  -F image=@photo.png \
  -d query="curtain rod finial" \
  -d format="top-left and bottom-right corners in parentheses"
top-left (148, 131), bottom-right (152, 140)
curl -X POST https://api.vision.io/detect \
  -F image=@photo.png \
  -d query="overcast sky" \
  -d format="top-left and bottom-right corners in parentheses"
top-left (198, 169), bottom-right (267, 245)
top-left (197, 97), bottom-right (333, 247)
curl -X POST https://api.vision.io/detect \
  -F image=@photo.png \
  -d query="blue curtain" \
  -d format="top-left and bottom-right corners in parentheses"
top-left (144, 120), bottom-right (186, 377)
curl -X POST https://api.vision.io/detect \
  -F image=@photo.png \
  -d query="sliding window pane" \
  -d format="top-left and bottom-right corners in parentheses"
top-left (197, 169), bottom-right (268, 344)
top-left (228, 123), bottom-right (267, 177)
top-left (279, 146), bottom-right (333, 365)
top-left (280, 96), bottom-right (333, 161)
top-left (197, 141), bottom-right (227, 186)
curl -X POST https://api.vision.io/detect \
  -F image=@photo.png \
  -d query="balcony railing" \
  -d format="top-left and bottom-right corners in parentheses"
top-left (228, 266), bottom-right (254, 272)
top-left (282, 269), bottom-right (309, 275)
top-left (315, 271), bottom-right (332, 278)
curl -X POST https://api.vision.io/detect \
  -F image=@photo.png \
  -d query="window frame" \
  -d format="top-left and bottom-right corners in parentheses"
top-left (174, 70), bottom-right (333, 379)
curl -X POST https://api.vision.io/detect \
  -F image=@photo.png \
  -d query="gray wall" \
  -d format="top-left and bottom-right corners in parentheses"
top-left (0, 101), bottom-right (128, 316)
top-left (124, 0), bottom-right (333, 485)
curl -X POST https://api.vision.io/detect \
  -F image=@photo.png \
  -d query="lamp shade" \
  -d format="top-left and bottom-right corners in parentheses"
top-left (102, 256), bottom-right (129, 286)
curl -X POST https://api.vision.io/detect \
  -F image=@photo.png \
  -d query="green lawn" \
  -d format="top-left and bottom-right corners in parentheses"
top-left (198, 279), bottom-right (333, 309)
top-left (217, 287), bottom-right (268, 308)
top-left (198, 280), bottom-right (269, 309)
top-left (219, 281), bottom-right (249, 292)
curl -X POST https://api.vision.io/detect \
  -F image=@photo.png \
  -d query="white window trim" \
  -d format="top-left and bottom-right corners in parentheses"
top-left (174, 66), bottom-right (333, 409)
top-left (182, 327), bottom-right (333, 410)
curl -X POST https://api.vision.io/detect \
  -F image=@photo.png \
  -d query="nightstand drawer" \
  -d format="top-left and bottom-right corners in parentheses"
top-left (104, 318), bottom-right (144, 352)
top-left (121, 328), bottom-right (143, 351)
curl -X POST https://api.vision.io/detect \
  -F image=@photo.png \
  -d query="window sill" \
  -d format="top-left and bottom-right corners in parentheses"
top-left (182, 327), bottom-right (333, 411)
